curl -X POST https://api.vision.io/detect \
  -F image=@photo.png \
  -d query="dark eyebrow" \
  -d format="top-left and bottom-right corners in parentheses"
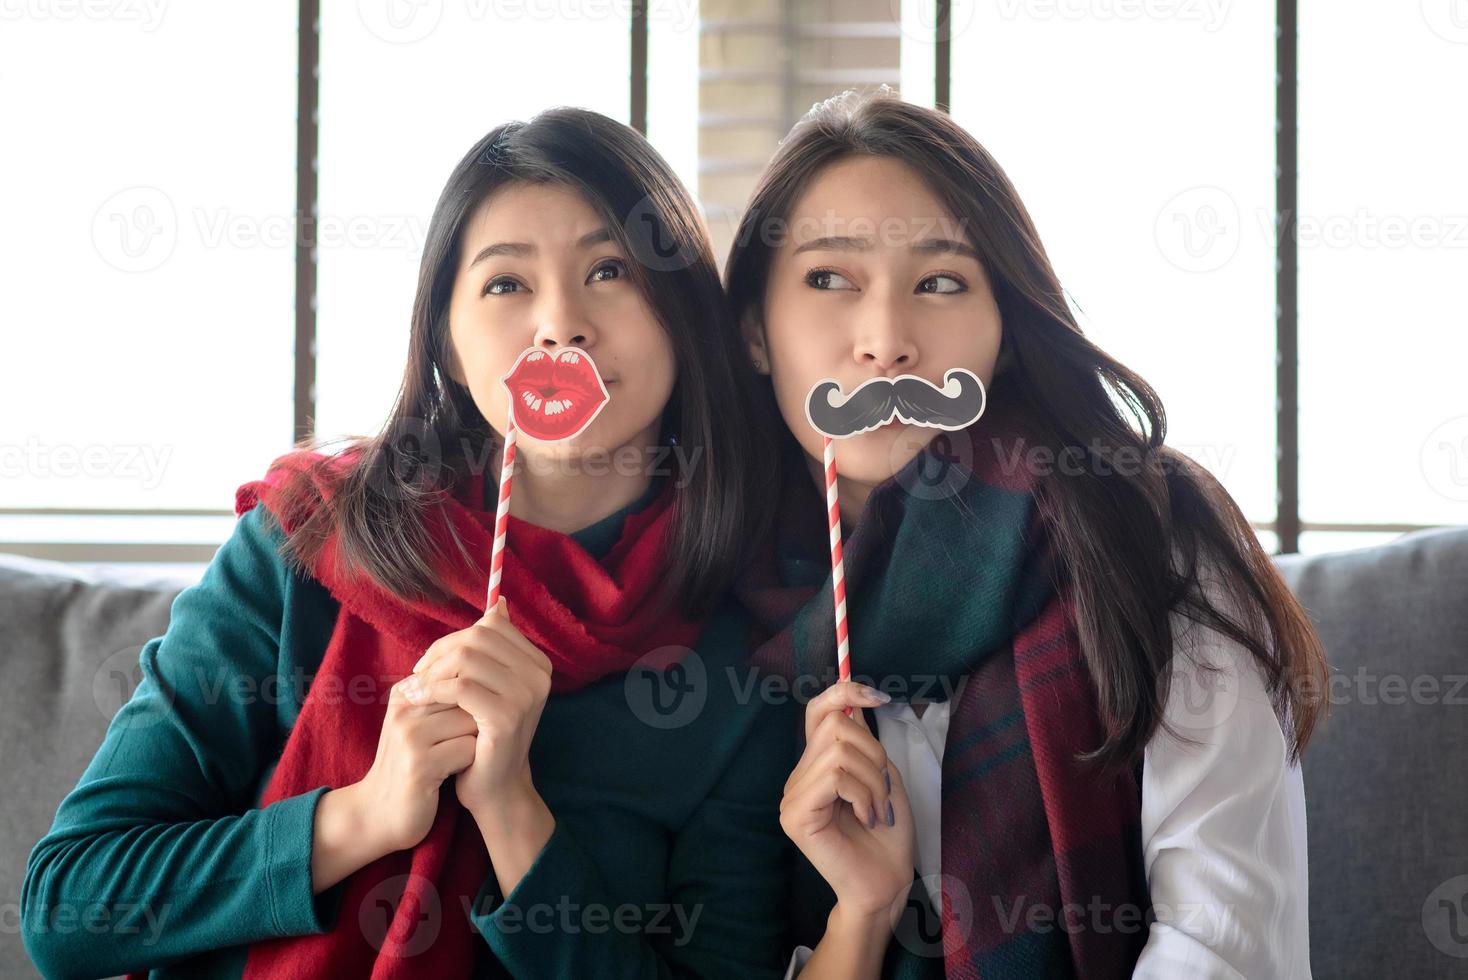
top-left (792, 234), bottom-right (980, 260)
top-left (911, 238), bottom-right (981, 260)
top-left (468, 241), bottom-right (532, 267)
top-left (468, 228), bottom-right (614, 269)
top-left (793, 235), bottom-right (874, 255)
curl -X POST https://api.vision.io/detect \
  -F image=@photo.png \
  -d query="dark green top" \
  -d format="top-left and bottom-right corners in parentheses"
top-left (21, 482), bottom-right (800, 979)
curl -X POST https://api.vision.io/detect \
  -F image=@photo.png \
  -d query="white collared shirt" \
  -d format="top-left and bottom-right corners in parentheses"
top-left (783, 563), bottom-right (1312, 979)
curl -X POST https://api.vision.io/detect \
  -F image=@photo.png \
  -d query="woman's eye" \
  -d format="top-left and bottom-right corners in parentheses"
top-left (483, 277), bottom-right (522, 296)
top-left (588, 259), bottom-right (626, 283)
top-left (917, 274), bottom-right (966, 294)
top-left (804, 269), bottom-right (855, 291)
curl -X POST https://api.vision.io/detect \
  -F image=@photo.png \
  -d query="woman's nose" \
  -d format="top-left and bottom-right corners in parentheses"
top-left (853, 301), bottom-right (918, 371)
top-left (532, 297), bottom-right (596, 350)
top-left (537, 330), bottom-right (589, 349)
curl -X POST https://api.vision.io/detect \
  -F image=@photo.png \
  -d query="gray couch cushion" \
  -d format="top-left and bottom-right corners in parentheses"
top-left (0, 555), bottom-right (194, 979)
top-left (1274, 526), bottom-right (1468, 978)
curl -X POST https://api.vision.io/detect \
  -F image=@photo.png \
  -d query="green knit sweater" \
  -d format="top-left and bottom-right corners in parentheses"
top-left (21, 487), bottom-right (800, 979)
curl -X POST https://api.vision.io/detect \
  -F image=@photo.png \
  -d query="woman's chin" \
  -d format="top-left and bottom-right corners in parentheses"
top-left (829, 427), bottom-right (939, 483)
top-left (516, 415), bottom-right (665, 475)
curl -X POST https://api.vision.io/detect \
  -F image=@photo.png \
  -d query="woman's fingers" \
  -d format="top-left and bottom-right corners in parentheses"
top-left (817, 737), bottom-right (890, 826)
top-left (884, 754), bottom-right (912, 824)
top-left (790, 709), bottom-right (889, 788)
top-left (786, 736), bottom-right (891, 829)
top-left (417, 704), bottom-right (479, 745)
top-left (477, 597), bottom-right (554, 677)
top-left (414, 611), bottom-right (551, 691)
top-left (416, 653), bottom-right (519, 699)
top-left (424, 732), bottom-right (478, 780)
top-left (416, 633), bottom-right (515, 680)
top-left (388, 676), bottom-right (462, 716)
top-left (803, 681), bottom-right (890, 742)
top-left (785, 760), bottom-right (884, 834)
top-left (403, 675), bottom-right (503, 722)
top-left (408, 640), bottom-right (544, 710)
top-left (784, 683), bottom-right (895, 828)
top-left (465, 596), bottom-right (553, 678)
top-left (808, 708), bottom-right (889, 769)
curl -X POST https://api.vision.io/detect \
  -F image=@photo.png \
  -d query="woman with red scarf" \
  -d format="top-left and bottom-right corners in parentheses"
top-left (22, 109), bottom-right (796, 979)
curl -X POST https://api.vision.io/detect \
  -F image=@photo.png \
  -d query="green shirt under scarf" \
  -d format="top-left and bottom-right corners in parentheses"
top-left (22, 481), bottom-right (801, 979)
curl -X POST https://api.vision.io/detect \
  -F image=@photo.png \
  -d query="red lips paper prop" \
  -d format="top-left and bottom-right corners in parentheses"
top-left (502, 347), bottom-right (611, 442)
top-left (485, 346), bottom-right (612, 610)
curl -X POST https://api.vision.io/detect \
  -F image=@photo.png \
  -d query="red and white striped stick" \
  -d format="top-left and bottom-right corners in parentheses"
top-left (485, 416), bottom-right (518, 611)
top-left (823, 434), bottom-right (855, 718)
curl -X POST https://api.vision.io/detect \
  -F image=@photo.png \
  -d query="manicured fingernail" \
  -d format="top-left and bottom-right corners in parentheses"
top-left (411, 653), bottom-right (427, 673)
top-left (884, 767), bottom-right (891, 793)
top-left (862, 685), bottom-right (891, 704)
top-left (886, 800), bottom-right (895, 827)
top-left (868, 805), bottom-right (877, 829)
top-left (402, 677), bottom-right (424, 703)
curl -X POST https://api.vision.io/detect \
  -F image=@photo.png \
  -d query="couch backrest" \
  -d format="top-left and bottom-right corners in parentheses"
top-left (3, 527), bottom-right (1467, 978)
top-left (1273, 526), bottom-right (1468, 978)
top-left (0, 555), bottom-right (193, 979)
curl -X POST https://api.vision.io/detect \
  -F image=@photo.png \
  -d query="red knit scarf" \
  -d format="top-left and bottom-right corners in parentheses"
top-left (136, 447), bottom-right (701, 978)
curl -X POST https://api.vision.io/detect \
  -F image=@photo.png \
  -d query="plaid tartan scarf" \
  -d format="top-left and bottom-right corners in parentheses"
top-left (737, 395), bottom-right (1151, 979)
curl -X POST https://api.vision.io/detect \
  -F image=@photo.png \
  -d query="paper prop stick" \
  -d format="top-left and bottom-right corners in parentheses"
top-left (821, 433), bottom-right (850, 712)
top-left (486, 347), bottom-right (611, 610)
top-left (803, 368), bottom-right (987, 715)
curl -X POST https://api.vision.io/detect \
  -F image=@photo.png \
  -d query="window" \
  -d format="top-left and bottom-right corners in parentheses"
top-left (313, 3), bottom-right (632, 441)
top-left (4, 0), bottom-right (1461, 567)
top-left (949, 2), bottom-right (1277, 532)
top-left (1296, 1), bottom-right (1468, 552)
top-left (0, 5), bottom-right (297, 523)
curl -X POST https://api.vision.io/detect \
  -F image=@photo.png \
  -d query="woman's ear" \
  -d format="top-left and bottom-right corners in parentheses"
top-left (742, 314), bottom-right (771, 375)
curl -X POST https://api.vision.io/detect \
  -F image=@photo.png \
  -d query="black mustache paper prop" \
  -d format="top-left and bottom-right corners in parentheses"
top-left (804, 368), bottom-right (987, 439)
top-left (802, 367), bottom-right (987, 720)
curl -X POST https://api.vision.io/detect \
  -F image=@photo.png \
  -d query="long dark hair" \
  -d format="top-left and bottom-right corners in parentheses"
top-left (725, 90), bottom-right (1328, 773)
top-left (268, 107), bottom-right (776, 619)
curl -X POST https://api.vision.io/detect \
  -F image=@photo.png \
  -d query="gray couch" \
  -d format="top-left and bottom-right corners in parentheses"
top-left (1, 557), bottom-right (198, 980)
top-left (2, 529), bottom-right (1466, 978)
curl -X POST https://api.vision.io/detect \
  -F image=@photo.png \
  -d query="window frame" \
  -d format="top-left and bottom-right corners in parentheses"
top-left (1, 0), bottom-right (1444, 564)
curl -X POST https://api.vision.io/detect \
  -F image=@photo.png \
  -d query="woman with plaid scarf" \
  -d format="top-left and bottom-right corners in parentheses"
top-left (726, 91), bottom-right (1327, 980)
